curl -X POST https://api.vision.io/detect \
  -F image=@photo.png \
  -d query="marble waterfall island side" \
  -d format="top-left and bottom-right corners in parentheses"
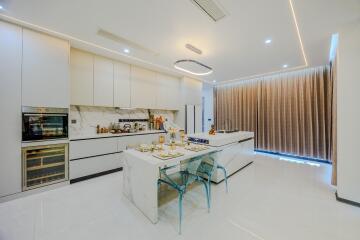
top-left (187, 131), bottom-right (255, 183)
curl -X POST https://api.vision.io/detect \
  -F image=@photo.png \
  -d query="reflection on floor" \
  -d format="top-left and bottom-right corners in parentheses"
top-left (1, 154), bottom-right (359, 240)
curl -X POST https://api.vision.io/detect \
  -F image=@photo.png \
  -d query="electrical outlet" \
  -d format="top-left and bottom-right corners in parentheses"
top-left (71, 119), bottom-right (77, 124)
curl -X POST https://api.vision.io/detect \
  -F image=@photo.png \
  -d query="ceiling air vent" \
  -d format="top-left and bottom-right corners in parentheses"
top-left (190, 0), bottom-right (226, 22)
top-left (185, 44), bottom-right (202, 55)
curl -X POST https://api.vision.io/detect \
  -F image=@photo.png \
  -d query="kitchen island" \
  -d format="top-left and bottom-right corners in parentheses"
top-left (123, 145), bottom-right (217, 223)
top-left (187, 131), bottom-right (255, 183)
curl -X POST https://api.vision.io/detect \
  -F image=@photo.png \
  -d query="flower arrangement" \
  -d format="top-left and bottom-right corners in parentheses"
top-left (168, 127), bottom-right (178, 143)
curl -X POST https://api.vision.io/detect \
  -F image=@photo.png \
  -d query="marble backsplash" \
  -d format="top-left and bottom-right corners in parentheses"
top-left (69, 105), bottom-right (175, 137)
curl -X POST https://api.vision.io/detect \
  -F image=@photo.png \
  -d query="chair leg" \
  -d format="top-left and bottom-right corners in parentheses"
top-left (201, 180), bottom-right (210, 212)
top-left (178, 191), bottom-right (184, 234)
top-left (207, 177), bottom-right (212, 202)
top-left (217, 165), bottom-right (228, 193)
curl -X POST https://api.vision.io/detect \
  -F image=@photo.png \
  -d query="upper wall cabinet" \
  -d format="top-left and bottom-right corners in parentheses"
top-left (114, 61), bottom-right (131, 108)
top-left (94, 56), bottom-right (114, 107)
top-left (156, 73), bottom-right (180, 110)
top-left (22, 29), bottom-right (70, 108)
top-left (182, 77), bottom-right (202, 105)
top-left (130, 66), bottom-right (157, 109)
top-left (70, 48), bottom-right (94, 106)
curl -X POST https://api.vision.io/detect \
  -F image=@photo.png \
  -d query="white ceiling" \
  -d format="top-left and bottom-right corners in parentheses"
top-left (0, 0), bottom-right (359, 83)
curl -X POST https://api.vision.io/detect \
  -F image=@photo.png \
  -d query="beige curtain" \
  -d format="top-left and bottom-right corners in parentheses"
top-left (214, 66), bottom-right (334, 161)
top-left (214, 79), bottom-right (259, 133)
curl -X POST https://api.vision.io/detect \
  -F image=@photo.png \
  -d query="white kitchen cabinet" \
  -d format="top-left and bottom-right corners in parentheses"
top-left (69, 138), bottom-right (118, 160)
top-left (117, 133), bottom-right (162, 151)
top-left (130, 66), bottom-right (157, 109)
top-left (156, 73), bottom-right (180, 110)
top-left (70, 48), bottom-right (94, 106)
top-left (0, 21), bottom-right (22, 197)
top-left (94, 56), bottom-right (114, 107)
top-left (182, 77), bottom-right (202, 105)
top-left (22, 29), bottom-right (70, 108)
top-left (114, 61), bottom-right (131, 108)
top-left (70, 153), bottom-right (122, 180)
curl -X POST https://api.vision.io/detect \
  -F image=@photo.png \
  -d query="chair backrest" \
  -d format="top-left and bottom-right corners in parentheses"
top-left (182, 154), bottom-right (216, 178)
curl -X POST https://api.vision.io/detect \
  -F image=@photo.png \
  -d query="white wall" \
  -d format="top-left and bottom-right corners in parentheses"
top-left (202, 83), bottom-right (214, 132)
top-left (337, 20), bottom-right (360, 203)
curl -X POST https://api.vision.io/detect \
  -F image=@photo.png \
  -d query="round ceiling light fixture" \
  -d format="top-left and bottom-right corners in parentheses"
top-left (174, 59), bottom-right (213, 76)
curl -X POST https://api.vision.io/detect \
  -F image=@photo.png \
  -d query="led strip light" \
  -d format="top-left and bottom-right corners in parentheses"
top-left (0, 13), bottom-right (208, 82)
top-left (174, 59), bottom-right (213, 76)
top-left (0, 0), bottom-right (307, 85)
top-left (217, 0), bottom-right (308, 85)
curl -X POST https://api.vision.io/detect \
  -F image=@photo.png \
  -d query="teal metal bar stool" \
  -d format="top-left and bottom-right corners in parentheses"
top-left (216, 164), bottom-right (229, 193)
top-left (158, 156), bottom-right (211, 234)
top-left (196, 159), bottom-right (228, 202)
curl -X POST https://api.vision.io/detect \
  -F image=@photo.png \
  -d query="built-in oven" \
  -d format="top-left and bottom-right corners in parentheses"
top-left (22, 106), bottom-right (68, 142)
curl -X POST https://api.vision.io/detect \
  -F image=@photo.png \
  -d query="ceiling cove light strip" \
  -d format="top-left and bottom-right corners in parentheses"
top-left (174, 59), bottom-right (213, 76)
top-left (0, 13), bottom-right (211, 83)
top-left (217, 0), bottom-right (308, 85)
top-left (289, 0), bottom-right (308, 66)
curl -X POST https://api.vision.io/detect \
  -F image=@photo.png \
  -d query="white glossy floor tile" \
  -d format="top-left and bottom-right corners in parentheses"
top-left (0, 154), bottom-right (359, 240)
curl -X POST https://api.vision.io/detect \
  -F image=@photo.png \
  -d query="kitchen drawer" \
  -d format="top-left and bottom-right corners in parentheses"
top-left (117, 134), bottom-right (162, 151)
top-left (70, 153), bottom-right (123, 180)
top-left (70, 138), bottom-right (118, 160)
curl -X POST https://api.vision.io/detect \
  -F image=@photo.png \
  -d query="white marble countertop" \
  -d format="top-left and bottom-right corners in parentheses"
top-left (187, 131), bottom-right (254, 147)
top-left (124, 145), bottom-right (218, 168)
top-left (70, 130), bottom-right (166, 141)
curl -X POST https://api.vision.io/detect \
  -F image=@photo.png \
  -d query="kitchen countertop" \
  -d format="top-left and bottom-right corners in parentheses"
top-left (187, 131), bottom-right (254, 147)
top-left (70, 130), bottom-right (166, 141)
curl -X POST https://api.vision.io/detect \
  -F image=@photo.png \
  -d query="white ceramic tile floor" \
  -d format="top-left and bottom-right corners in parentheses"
top-left (1, 154), bottom-right (359, 240)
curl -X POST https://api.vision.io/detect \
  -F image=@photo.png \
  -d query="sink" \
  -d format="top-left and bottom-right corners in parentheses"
top-left (217, 130), bottom-right (239, 134)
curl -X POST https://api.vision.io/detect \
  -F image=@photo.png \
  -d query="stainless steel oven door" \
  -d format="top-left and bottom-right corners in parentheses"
top-left (22, 107), bottom-right (68, 142)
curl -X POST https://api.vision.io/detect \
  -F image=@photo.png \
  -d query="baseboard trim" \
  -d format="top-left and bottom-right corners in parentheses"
top-left (335, 192), bottom-right (360, 208)
top-left (70, 167), bottom-right (123, 184)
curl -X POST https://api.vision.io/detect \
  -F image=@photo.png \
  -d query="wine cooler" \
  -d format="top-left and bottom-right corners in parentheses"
top-left (22, 143), bottom-right (68, 190)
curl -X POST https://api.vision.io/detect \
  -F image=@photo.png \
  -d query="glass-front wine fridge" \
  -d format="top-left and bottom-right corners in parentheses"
top-left (22, 143), bottom-right (68, 190)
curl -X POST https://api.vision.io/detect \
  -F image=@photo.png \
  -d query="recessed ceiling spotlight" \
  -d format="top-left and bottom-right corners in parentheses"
top-left (283, 64), bottom-right (288, 68)
top-left (0, 5), bottom-right (3, 10)
top-left (213, 80), bottom-right (217, 83)
top-left (123, 48), bottom-right (130, 54)
top-left (265, 39), bottom-right (272, 44)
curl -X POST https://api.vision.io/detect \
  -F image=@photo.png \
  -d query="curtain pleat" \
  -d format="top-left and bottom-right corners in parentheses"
top-left (214, 66), bottom-right (334, 161)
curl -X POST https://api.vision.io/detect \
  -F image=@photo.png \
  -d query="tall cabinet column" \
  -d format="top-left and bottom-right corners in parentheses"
top-left (0, 21), bottom-right (22, 197)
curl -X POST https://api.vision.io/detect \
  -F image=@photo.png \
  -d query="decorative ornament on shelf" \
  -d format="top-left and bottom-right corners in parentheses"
top-left (209, 124), bottom-right (216, 135)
